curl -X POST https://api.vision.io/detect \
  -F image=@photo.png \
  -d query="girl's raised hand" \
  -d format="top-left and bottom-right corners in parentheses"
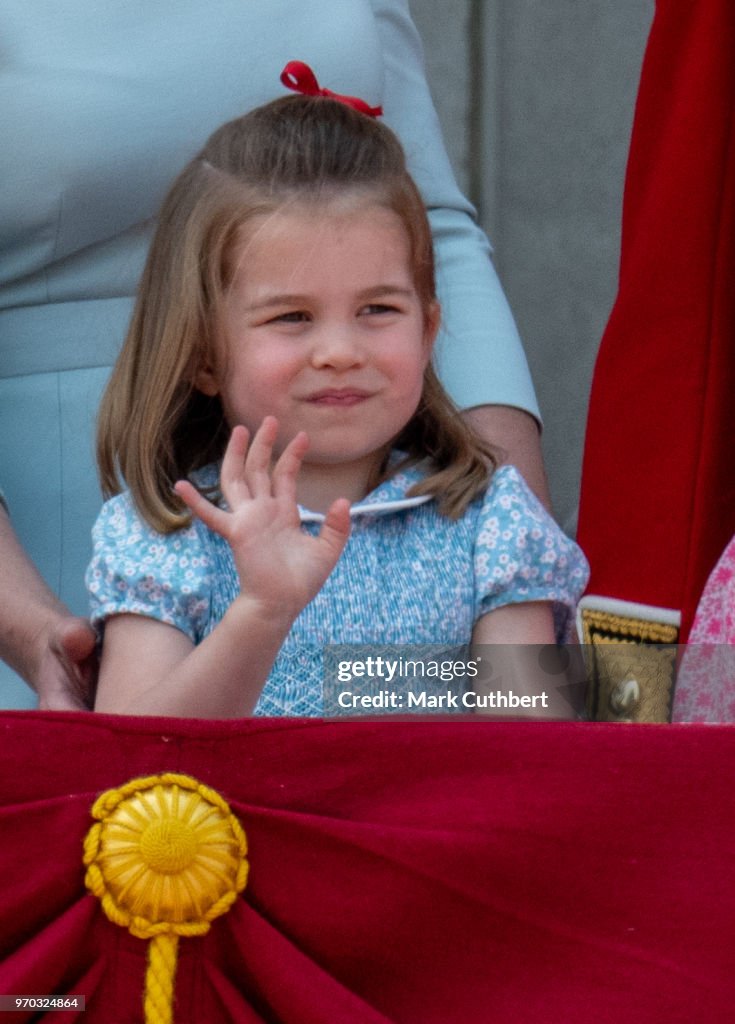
top-left (175, 418), bottom-right (351, 619)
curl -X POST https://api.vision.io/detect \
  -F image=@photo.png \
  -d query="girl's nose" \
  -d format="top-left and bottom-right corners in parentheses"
top-left (310, 326), bottom-right (365, 370)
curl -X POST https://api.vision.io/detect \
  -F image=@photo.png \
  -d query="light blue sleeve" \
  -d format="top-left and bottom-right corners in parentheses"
top-left (473, 466), bottom-right (589, 640)
top-left (369, 0), bottom-right (540, 419)
top-left (85, 493), bottom-right (213, 644)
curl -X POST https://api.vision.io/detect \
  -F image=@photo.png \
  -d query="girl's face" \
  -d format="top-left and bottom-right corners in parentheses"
top-left (196, 199), bottom-right (438, 495)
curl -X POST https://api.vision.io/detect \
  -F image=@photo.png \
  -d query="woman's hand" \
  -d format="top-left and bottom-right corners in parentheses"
top-left (0, 504), bottom-right (97, 708)
top-left (175, 418), bottom-right (351, 620)
top-left (35, 615), bottom-right (98, 710)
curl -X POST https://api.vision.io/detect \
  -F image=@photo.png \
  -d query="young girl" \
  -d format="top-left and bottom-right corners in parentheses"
top-left (87, 85), bottom-right (588, 718)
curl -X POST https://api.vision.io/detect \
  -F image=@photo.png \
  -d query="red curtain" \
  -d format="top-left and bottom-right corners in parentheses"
top-left (578, 0), bottom-right (735, 640)
top-left (1, 711), bottom-right (734, 1023)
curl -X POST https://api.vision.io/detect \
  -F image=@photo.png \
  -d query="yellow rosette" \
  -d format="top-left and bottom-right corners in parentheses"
top-left (84, 773), bottom-right (248, 1024)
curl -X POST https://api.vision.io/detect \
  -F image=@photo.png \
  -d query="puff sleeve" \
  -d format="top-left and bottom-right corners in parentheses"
top-left (473, 466), bottom-right (589, 640)
top-left (86, 493), bottom-right (213, 643)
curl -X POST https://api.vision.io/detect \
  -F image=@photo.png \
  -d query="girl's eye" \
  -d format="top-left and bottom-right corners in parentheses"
top-left (360, 303), bottom-right (399, 316)
top-left (271, 311), bottom-right (310, 324)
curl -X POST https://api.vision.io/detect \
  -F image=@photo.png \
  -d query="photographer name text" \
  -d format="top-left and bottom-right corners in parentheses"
top-left (337, 689), bottom-right (549, 710)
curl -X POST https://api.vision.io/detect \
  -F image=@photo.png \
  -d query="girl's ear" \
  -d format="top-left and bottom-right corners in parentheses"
top-left (424, 300), bottom-right (441, 354)
top-left (193, 360), bottom-right (220, 397)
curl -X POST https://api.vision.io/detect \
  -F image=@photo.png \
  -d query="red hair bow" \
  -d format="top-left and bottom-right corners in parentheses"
top-left (280, 61), bottom-right (383, 117)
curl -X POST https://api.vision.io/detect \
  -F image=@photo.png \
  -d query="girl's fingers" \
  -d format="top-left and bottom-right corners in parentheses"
top-left (244, 416), bottom-right (279, 495)
top-left (271, 431), bottom-right (309, 501)
top-left (195, 419), bottom-right (301, 514)
top-left (220, 425), bottom-right (251, 501)
top-left (175, 480), bottom-right (229, 535)
top-left (319, 498), bottom-right (352, 560)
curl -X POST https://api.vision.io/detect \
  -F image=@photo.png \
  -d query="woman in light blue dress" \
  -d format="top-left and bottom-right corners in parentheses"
top-left (0, 0), bottom-right (543, 706)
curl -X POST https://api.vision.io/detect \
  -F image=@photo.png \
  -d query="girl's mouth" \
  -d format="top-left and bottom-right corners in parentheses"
top-left (306, 389), bottom-right (372, 406)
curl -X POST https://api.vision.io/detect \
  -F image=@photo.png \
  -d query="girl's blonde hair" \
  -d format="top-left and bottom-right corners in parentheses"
top-left (98, 95), bottom-right (498, 531)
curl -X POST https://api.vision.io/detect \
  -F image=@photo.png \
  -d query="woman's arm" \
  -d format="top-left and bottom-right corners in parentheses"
top-left (470, 602), bottom-right (575, 720)
top-left (464, 405), bottom-right (551, 509)
top-left (371, 0), bottom-right (540, 417)
top-left (370, 1), bottom-right (549, 504)
top-left (0, 504), bottom-right (96, 709)
top-left (94, 420), bottom-right (350, 717)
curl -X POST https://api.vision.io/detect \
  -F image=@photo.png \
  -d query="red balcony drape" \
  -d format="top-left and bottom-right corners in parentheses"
top-left (1, 712), bottom-right (734, 1023)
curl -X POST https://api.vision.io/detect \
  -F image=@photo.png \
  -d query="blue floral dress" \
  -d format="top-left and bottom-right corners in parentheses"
top-left (87, 460), bottom-right (589, 715)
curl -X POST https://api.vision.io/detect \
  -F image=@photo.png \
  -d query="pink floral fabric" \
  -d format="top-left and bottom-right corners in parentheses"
top-left (674, 536), bottom-right (735, 721)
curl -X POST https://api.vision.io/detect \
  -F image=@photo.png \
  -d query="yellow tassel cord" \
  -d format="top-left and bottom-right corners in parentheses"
top-left (84, 773), bottom-right (248, 1024)
top-left (145, 935), bottom-right (179, 1024)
